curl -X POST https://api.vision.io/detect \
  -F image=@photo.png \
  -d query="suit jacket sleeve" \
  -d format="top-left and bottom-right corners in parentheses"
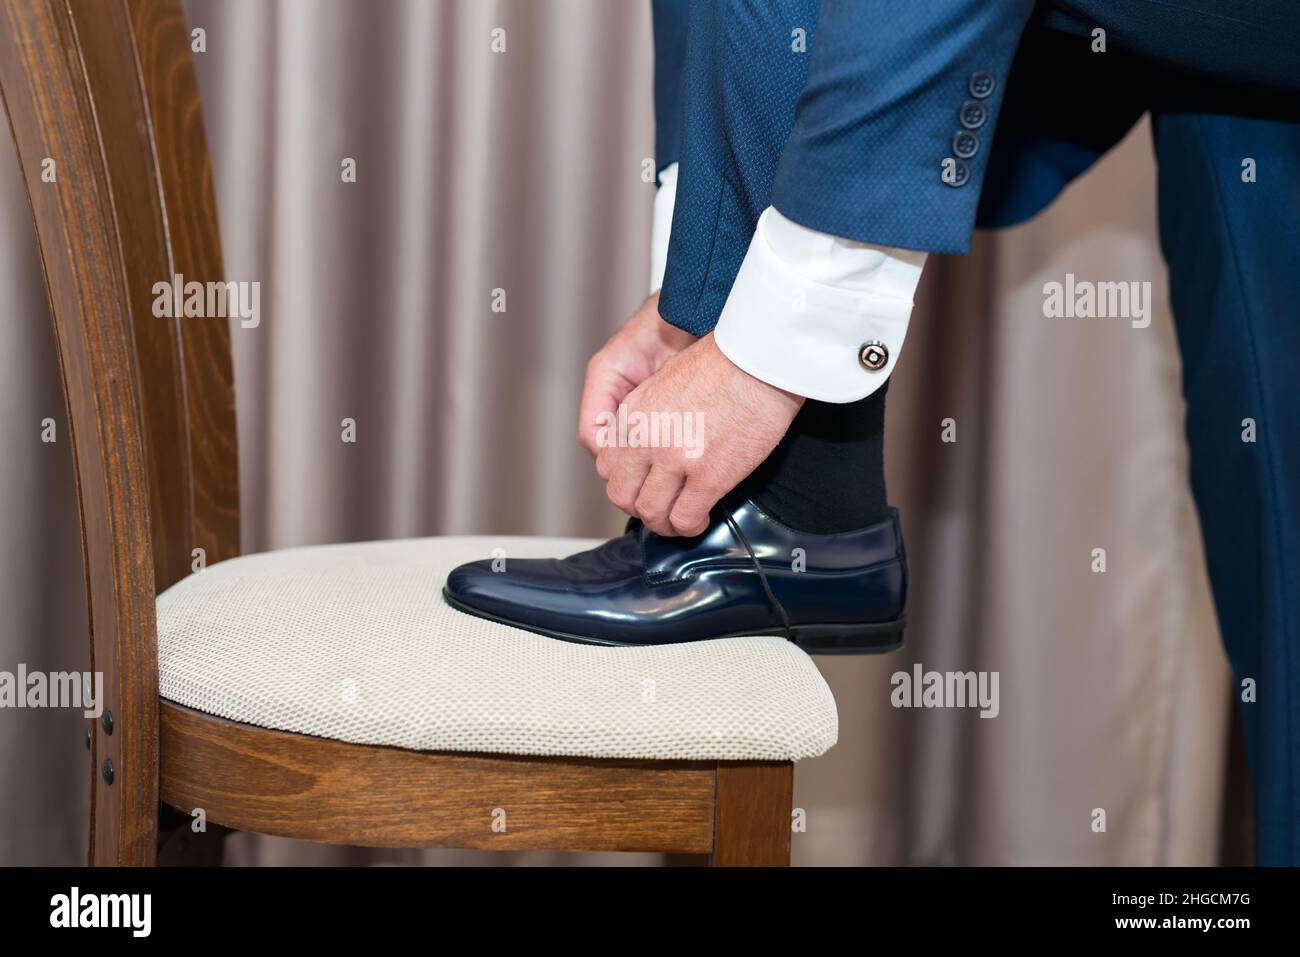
top-left (651, 0), bottom-right (691, 178)
top-left (770, 0), bottom-right (1036, 255)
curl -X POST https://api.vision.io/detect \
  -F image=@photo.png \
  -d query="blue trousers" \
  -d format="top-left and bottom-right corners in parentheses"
top-left (1152, 112), bottom-right (1300, 865)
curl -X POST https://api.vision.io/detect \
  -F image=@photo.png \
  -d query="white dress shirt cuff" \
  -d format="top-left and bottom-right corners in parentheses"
top-left (713, 207), bottom-right (926, 403)
top-left (648, 162), bottom-right (678, 294)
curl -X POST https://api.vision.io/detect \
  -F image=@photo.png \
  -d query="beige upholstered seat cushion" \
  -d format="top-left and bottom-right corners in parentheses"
top-left (156, 536), bottom-right (838, 761)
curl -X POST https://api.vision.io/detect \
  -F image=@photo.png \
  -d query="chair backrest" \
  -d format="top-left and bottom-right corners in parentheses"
top-left (0, 0), bottom-right (239, 864)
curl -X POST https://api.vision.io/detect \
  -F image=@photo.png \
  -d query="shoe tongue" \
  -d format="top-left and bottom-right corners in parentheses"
top-left (623, 516), bottom-right (643, 536)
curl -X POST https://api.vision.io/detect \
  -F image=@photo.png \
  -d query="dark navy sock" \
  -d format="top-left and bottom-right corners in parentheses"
top-left (740, 385), bottom-right (888, 534)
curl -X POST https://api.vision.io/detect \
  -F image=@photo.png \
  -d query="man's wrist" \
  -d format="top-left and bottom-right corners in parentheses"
top-left (701, 333), bottom-right (805, 416)
top-left (632, 292), bottom-right (695, 360)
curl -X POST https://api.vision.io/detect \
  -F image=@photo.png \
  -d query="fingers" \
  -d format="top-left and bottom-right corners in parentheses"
top-left (605, 453), bottom-right (651, 516)
top-left (633, 465), bottom-right (686, 536)
top-left (595, 445), bottom-right (614, 481)
top-left (668, 475), bottom-right (720, 537)
top-left (603, 453), bottom-right (711, 537)
top-left (577, 358), bottom-right (632, 458)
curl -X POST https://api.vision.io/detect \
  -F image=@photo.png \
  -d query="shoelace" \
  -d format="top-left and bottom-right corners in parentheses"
top-left (724, 514), bottom-right (794, 643)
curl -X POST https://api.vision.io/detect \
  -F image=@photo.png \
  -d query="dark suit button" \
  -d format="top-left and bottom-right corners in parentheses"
top-left (959, 100), bottom-right (987, 130)
top-left (953, 130), bottom-right (979, 159)
top-left (940, 157), bottom-right (970, 188)
top-left (969, 70), bottom-right (996, 99)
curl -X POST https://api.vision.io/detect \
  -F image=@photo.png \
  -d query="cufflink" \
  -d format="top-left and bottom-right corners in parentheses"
top-left (859, 341), bottom-right (889, 371)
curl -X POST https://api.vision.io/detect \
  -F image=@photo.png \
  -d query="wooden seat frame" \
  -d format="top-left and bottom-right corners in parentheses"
top-left (0, 0), bottom-right (794, 866)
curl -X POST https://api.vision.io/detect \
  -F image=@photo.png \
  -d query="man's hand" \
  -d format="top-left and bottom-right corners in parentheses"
top-left (596, 333), bottom-right (804, 537)
top-left (578, 292), bottom-right (697, 457)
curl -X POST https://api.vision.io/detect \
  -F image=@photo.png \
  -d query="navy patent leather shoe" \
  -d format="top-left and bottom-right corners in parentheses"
top-left (443, 499), bottom-right (907, 654)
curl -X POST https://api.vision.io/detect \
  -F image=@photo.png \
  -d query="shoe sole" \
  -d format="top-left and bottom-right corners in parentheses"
top-left (442, 588), bottom-right (905, 656)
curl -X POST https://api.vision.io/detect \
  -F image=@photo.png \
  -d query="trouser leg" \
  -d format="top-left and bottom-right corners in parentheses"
top-left (1152, 110), bottom-right (1300, 864)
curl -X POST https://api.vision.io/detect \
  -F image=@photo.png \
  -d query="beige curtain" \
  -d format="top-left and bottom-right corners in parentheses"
top-left (0, 0), bottom-right (1230, 866)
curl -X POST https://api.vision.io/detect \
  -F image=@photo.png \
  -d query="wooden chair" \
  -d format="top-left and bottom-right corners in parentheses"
top-left (1, 0), bottom-right (827, 866)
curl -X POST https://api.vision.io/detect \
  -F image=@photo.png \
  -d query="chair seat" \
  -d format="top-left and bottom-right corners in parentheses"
top-left (156, 536), bottom-right (839, 761)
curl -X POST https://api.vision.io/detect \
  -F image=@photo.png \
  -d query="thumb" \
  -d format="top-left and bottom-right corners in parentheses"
top-left (578, 361), bottom-right (636, 457)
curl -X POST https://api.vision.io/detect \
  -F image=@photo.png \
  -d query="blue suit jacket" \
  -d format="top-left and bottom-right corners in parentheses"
top-left (655, 0), bottom-right (1300, 336)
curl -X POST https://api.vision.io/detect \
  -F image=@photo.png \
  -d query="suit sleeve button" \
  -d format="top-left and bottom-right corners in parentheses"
top-left (959, 100), bottom-right (988, 129)
top-left (940, 157), bottom-right (971, 187)
top-left (969, 70), bottom-right (996, 99)
top-left (953, 130), bottom-right (980, 159)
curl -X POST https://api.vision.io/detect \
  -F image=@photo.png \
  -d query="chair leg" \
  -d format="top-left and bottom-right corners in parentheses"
top-left (710, 762), bottom-right (793, 866)
top-left (156, 804), bottom-right (230, 866)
